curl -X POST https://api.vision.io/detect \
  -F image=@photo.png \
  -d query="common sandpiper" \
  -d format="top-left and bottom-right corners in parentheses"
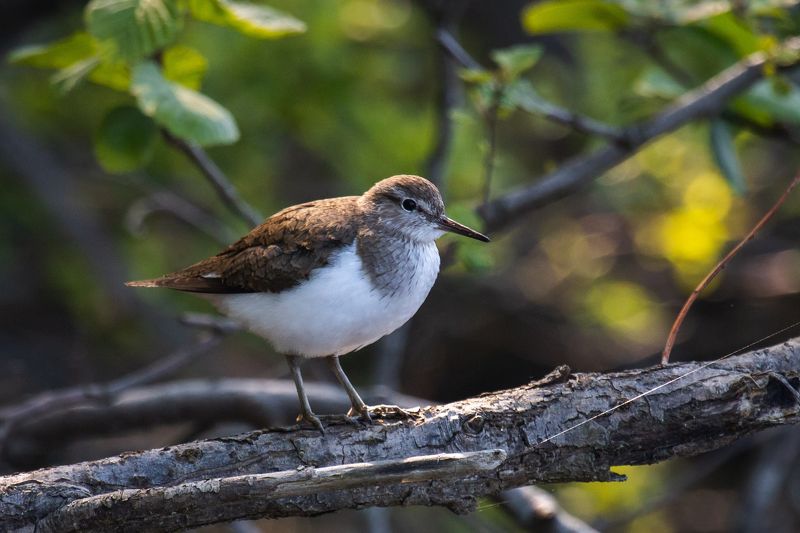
top-left (127, 175), bottom-right (490, 431)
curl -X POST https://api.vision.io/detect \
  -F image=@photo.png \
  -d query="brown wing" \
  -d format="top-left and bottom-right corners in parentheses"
top-left (126, 196), bottom-right (360, 294)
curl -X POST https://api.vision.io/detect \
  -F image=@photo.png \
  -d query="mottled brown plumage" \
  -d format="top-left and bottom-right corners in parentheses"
top-left (127, 197), bottom-right (360, 294)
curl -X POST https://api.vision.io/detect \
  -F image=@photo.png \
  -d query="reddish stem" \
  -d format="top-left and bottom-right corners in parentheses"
top-left (662, 172), bottom-right (800, 364)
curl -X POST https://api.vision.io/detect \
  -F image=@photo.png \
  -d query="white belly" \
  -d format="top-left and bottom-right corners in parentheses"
top-left (210, 242), bottom-right (440, 357)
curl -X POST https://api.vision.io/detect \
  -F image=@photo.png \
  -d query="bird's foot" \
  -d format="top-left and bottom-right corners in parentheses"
top-left (296, 411), bottom-right (325, 434)
top-left (365, 404), bottom-right (423, 421)
top-left (346, 404), bottom-right (373, 424)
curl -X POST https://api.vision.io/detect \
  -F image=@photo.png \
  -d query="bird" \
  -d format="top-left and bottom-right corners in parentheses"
top-left (126, 174), bottom-right (490, 431)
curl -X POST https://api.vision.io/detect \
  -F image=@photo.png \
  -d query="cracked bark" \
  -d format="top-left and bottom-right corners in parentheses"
top-left (1, 338), bottom-right (798, 532)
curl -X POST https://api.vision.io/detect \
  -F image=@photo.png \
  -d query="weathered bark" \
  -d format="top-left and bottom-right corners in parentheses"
top-left (2, 338), bottom-right (799, 532)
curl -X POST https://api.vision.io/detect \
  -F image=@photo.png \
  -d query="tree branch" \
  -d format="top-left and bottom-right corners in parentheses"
top-left (479, 39), bottom-right (800, 233)
top-left (423, 12), bottom-right (464, 186)
top-left (0, 334), bottom-right (223, 460)
top-left (125, 189), bottom-right (235, 246)
top-left (2, 338), bottom-right (798, 531)
top-left (38, 450), bottom-right (506, 533)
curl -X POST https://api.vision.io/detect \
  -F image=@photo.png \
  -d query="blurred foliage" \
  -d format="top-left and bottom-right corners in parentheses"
top-left (4, 0), bottom-right (800, 531)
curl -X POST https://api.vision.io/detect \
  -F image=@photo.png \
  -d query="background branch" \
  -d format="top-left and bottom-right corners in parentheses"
top-left (479, 40), bottom-right (800, 233)
top-left (125, 189), bottom-right (235, 246)
top-left (423, 8), bottom-right (464, 186)
top-left (0, 333), bottom-right (223, 460)
top-left (436, 29), bottom-right (625, 142)
top-left (2, 337), bottom-right (798, 531)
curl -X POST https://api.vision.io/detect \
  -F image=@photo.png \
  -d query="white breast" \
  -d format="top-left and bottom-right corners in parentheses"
top-left (210, 241), bottom-right (440, 357)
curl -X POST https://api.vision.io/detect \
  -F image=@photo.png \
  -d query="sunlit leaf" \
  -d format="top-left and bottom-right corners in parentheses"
top-left (8, 32), bottom-right (96, 69)
top-left (188, 0), bottom-right (305, 38)
top-left (9, 32), bottom-right (131, 91)
top-left (131, 61), bottom-right (239, 146)
top-left (459, 68), bottom-right (493, 84)
top-left (85, 0), bottom-right (183, 60)
top-left (491, 44), bottom-right (543, 81)
top-left (94, 105), bottom-right (159, 173)
top-left (522, 0), bottom-right (629, 34)
top-left (89, 59), bottom-right (131, 91)
top-left (51, 57), bottom-right (101, 93)
top-left (163, 45), bottom-right (208, 90)
top-left (709, 119), bottom-right (746, 194)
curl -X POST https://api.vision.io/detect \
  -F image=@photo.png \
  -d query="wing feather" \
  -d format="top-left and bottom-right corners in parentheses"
top-left (126, 197), bottom-right (360, 294)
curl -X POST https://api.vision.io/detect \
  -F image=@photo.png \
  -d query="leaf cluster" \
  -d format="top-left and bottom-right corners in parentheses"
top-left (9, 0), bottom-right (305, 172)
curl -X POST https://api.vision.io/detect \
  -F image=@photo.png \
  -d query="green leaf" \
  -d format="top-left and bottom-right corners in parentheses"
top-left (709, 119), bottom-right (746, 195)
top-left (522, 0), bottom-right (629, 34)
top-left (51, 57), bottom-right (101, 93)
top-left (504, 79), bottom-right (548, 114)
top-left (633, 67), bottom-right (685, 100)
top-left (732, 77), bottom-right (800, 126)
top-left (162, 45), bottom-right (208, 90)
top-left (9, 32), bottom-right (130, 92)
top-left (8, 32), bottom-right (96, 69)
top-left (85, 0), bottom-right (183, 61)
top-left (459, 68), bottom-right (493, 84)
top-left (90, 59), bottom-right (131, 91)
top-left (491, 44), bottom-right (543, 81)
top-left (188, 0), bottom-right (305, 39)
top-left (696, 11), bottom-right (760, 56)
top-left (94, 105), bottom-right (159, 173)
top-left (131, 61), bottom-right (239, 146)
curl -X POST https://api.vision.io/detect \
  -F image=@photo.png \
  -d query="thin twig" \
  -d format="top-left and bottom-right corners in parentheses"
top-left (661, 173), bottom-right (800, 364)
top-left (163, 131), bottom-right (263, 227)
top-left (436, 28), bottom-right (482, 70)
top-left (482, 88), bottom-right (500, 204)
top-left (436, 29), bottom-right (625, 143)
top-left (424, 19), bottom-right (463, 186)
top-left (125, 189), bottom-right (235, 246)
top-left (179, 312), bottom-right (243, 333)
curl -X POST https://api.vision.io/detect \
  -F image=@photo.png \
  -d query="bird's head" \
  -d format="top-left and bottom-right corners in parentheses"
top-left (361, 175), bottom-right (490, 243)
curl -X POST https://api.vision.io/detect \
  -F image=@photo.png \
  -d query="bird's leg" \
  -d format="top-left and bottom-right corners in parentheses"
top-left (286, 354), bottom-right (324, 433)
top-left (326, 355), bottom-right (372, 423)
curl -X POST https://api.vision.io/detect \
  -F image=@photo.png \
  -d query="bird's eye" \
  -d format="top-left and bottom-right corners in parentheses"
top-left (401, 198), bottom-right (417, 212)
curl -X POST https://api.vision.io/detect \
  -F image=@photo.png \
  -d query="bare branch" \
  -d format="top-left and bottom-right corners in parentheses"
top-left (2, 337), bottom-right (798, 531)
top-left (423, 10), bottom-right (464, 186)
top-left (125, 189), bottom-right (235, 246)
top-left (500, 486), bottom-right (598, 533)
top-left (162, 132), bottom-right (263, 227)
top-left (0, 334), bottom-right (223, 458)
top-left (436, 29), bottom-right (625, 143)
top-left (480, 40), bottom-right (800, 233)
top-left (38, 450), bottom-right (506, 533)
top-left (436, 28), bottom-right (481, 71)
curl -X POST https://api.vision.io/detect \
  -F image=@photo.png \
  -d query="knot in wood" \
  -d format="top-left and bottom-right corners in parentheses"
top-left (462, 413), bottom-right (485, 435)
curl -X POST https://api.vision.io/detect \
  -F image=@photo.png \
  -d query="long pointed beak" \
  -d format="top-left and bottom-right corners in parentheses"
top-left (438, 215), bottom-right (490, 242)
